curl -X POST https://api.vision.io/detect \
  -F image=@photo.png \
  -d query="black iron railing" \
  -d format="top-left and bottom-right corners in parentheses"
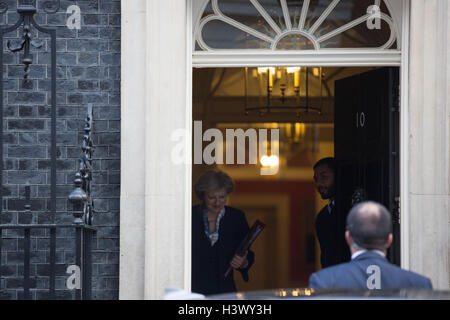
top-left (0, 101), bottom-right (96, 299)
top-left (0, 100), bottom-right (96, 300)
top-left (0, 100), bottom-right (96, 299)
top-left (0, 223), bottom-right (95, 300)
top-left (0, 2), bottom-right (97, 299)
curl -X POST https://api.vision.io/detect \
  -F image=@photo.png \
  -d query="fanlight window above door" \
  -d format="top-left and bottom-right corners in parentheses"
top-left (194, 0), bottom-right (399, 51)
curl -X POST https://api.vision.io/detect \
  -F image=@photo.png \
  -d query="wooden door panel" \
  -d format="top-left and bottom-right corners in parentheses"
top-left (334, 75), bottom-right (360, 161)
top-left (360, 68), bottom-right (390, 156)
top-left (335, 67), bottom-right (400, 265)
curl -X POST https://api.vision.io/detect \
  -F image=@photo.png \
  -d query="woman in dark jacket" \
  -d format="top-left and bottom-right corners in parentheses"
top-left (192, 170), bottom-right (255, 295)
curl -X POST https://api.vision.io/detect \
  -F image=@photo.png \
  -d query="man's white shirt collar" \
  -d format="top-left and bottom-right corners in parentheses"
top-left (351, 249), bottom-right (385, 260)
top-left (327, 200), bottom-right (335, 214)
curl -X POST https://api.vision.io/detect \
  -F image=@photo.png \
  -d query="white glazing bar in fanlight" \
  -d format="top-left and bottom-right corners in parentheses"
top-left (317, 14), bottom-right (370, 43)
top-left (249, 0), bottom-right (282, 35)
top-left (378, 13), bottom-right (396, 49)
top-left (298, 0), bottom-right (310, 31)
top-left (279, 0), bottom-right (292, 30)
top-left (318, 12), bottom-right (396, 50)
top-left (272, 30), bottom-right (319, 50)
top-left (196, 15), bottom-right (215, 51)
top-left (210, 0), bottom-right (274, 45)
top-left (308, 0), bottom-right (341, 35)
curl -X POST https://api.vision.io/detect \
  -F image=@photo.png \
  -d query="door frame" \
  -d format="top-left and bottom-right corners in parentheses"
top-left (186, 0), bottom-right (411, 274)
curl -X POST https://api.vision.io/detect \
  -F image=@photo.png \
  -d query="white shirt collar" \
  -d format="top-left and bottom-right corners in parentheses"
top-left (351, 249), bottom-right (385, 260)
top-left (327, 200), bottom-right (335, 214)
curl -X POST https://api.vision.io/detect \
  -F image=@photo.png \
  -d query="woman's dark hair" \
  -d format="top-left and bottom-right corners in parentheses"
top-left (346, 201), bottom-right (392, 250)
top-left (194, 170), bottom-right (234, 200)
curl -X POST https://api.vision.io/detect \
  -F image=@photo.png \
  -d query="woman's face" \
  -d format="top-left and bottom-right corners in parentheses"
top-left (203, 188), bottom-right (227, 215)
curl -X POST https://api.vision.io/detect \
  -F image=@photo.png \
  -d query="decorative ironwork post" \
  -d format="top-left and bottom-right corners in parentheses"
top-left (69, 104), bottom-right (95, 225)
top-left (68, 104), bottom-right (95, 300)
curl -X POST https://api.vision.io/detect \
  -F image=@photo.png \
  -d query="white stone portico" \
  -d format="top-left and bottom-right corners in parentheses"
top-left (120, 0), bottom-right (191, 300)
top-left (407, 0), bottom-right (449, 289)
top-left (120, 0), bottom-right (450, 299)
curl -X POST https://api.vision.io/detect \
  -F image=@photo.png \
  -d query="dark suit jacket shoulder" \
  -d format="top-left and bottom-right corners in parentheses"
top-left (308, 251), bottom-right (432, 290)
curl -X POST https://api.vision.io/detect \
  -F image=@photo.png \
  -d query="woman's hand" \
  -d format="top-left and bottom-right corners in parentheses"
top-left (230, 251), bottom-right (249, 269)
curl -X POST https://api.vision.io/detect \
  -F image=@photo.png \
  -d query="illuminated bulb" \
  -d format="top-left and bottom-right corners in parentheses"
top-left (292, 68), bottom-right (300, 88)
top-left (260, 155), bottom-right (279, 167)
top-left (268, 70), bottom-right (273, 88)
top-left (295, 123), bottom-right (301, 136)
top-left (257, 67), bottom-right (276, 75)
top-left (313, 67), bottom-right (320, 77)
top-left (286, 66), bottom-right (301, 74)
top-left (285, 123), bottom-right (292, 138)
top-left (269, 155), bottom-right (279, 167)
top-left (260, 155), bottom-right (271, 167)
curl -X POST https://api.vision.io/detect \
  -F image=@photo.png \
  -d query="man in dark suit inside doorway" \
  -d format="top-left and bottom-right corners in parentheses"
top-left (308, 201), bottom-right (432, 289)
top-left (313, 157), bottom-right (348, 268)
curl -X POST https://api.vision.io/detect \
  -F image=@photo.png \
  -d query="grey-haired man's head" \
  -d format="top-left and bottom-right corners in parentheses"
top-left (345, 201), bottom-right (393, 252)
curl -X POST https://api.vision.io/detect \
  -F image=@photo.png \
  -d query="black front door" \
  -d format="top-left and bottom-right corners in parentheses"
top-left (334, 67), bottom-right (400, 265)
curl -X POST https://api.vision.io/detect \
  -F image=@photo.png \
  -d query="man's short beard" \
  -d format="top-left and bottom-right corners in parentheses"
top-left (320, 184), bottom-right (335, 199)
top-left (320, 193), bottom-right (330, 199)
